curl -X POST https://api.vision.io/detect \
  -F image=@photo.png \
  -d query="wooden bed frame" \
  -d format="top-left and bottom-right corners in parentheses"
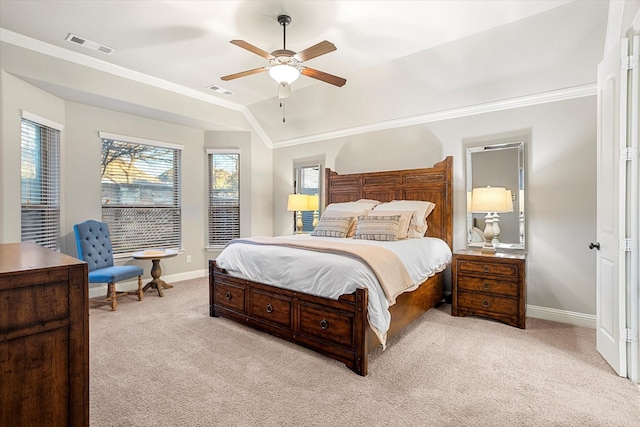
top-left (209, 156), bottom-right (453, 376)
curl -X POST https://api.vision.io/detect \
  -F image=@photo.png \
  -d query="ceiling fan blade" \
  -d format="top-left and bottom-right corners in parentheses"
top-left (221, 67), bottom-right (268, 81)
top-left (230, 40), bottom-right (274, 60)
top-left (301, 67), bottom-right (346, 87)
top-left (293, 40), bottom-right (336, 62)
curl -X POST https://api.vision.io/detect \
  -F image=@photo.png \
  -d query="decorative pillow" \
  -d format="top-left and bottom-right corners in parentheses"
top-left (373, 200), bottom-right (436, 237)
top-left (311, 216), bottom-right (354, 238)
top-left (321, 210), bottom-right (365, 237)
top-left (365, 210), bottom-right (414, 239)
top-left (354, 215), bottom-right (401, 241)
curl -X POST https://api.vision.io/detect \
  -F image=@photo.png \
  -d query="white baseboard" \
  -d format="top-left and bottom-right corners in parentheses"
top-left (87, 275), bottom-right (597, 330)
top-left (88, 269), bottom-right (208, 299)
top-left (527, 304), bottom-right (596, 329)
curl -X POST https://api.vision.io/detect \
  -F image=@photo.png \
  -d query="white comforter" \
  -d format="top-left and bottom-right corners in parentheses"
top-left (214, 235), bottom-right (452, 345)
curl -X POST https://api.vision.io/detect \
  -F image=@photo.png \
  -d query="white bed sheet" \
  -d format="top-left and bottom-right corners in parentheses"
top-left (214, 235), bottom-right (452, 345)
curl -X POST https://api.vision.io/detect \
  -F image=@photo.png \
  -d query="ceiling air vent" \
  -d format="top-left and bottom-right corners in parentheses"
top-left (65, 33), bottom-right (115, 55)
top-left (207, 85), bottom-right (234, 96)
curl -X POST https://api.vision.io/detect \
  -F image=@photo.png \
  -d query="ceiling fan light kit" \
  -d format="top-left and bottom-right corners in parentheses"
top-left (221, 14), bottom-right (346, 122)
top-left (269, 64), bottom-right (300, 86)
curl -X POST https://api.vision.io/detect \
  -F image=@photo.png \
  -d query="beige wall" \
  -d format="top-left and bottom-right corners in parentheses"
top-left (273, 96), bottom-right (597, 316)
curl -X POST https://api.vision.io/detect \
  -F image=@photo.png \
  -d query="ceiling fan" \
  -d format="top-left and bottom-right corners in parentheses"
top-left (221, 14), bottom-right (346, 88)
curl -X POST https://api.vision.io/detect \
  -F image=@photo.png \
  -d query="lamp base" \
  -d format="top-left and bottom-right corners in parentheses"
top-left (481, 244), bottom-right (497, 254)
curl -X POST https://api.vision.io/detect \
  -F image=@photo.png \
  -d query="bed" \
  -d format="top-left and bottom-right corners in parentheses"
top-left (209, 156), bottom-right (453, 376)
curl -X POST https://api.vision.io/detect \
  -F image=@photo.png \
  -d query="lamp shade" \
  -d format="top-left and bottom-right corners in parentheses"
top-left (269, 65), bottom-right (300, 86)
top-left (470, 187), bottom-right (510, 213)
top-left (505, 189), bottom-right (514, 213)
top-left (287, 194), bottom-right (309, 211)
top-left (308, 195), bottom-right (319, 211)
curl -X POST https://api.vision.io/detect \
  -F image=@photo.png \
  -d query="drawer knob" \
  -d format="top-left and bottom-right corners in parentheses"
top-left (482, 299), bottom-right (490, 308)
top-left (266, 303), bottom-right (273, 313)
top-left (225, 291), bottom-right (232, 300)
top-left (319, 319), bottom-right (329, 330)
top-left (482, 283), bottom-right (490, 291)
top-left (483, 266), bottom-right (489, 273)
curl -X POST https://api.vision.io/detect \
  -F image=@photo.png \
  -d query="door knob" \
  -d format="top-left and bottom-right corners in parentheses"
top-left (589, 242), bottom-right (600, 250)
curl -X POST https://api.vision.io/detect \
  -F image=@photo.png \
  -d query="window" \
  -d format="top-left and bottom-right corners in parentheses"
top-left (100, 132), bottom-right (182, 255)
top-left (294, 164), bottom-right (320, 233)
top-left (208, 150), bottom-right (240, 247)
top-left (20, 114), bottom-right (62, 250)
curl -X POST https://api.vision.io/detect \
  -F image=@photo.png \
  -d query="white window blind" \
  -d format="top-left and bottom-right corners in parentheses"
top-left (208, 150), bottom-right (240, 247)
top-left (21, 118), bottom-right (61, 250)
top-left (295, 164), bottom-right (320, 233)
top-left (100, 135), bottom-right (182, 255)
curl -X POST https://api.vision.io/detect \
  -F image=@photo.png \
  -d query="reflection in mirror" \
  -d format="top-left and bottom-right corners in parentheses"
top-left (466, 142), bottom-right (524, 250)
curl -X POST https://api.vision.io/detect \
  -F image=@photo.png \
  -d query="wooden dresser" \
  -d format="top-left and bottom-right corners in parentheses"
top-left (0, 242), bottom-right (89, 427)
top-left (452, 249), bottom-right (527, 329)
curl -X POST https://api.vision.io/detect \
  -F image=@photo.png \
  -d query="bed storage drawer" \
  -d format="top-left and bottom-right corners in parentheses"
top-left (213, 278), bottom-right (246, 314)
top-left (299, 302), bottom-right (354, 349)
top-left (249, 289), bottom-right (293, 328)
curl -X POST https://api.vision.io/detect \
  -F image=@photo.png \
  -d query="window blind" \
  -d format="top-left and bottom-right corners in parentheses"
top-left (21, 118), bottom-right (61, 250)
top-left (101, 136), bottom-right (182, 255)
top-left (208, 151), bottom-right (240, 247)
top-left (295, 164), bottom-right (320, 233)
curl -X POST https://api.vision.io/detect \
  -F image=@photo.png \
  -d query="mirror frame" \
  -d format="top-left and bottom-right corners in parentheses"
top-left (466, 141), bottom-right (525, 250)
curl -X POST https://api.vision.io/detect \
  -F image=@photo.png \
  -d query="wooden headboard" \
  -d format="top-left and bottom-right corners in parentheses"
top-left (325, 156), bottom-right (453, 249)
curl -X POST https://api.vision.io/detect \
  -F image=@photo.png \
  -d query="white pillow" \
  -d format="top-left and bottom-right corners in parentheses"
top-left (373, 200), bottom-right (436, 237)
top-left (324, 199), bottom-right (380, 212)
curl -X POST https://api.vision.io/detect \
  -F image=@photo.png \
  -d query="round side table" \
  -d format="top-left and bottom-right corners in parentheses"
top-left (132, 249), bottom-right (178, 297)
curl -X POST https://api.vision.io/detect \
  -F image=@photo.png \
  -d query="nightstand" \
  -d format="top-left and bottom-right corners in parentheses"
top-left (452, 249), bottom-right (527, 329)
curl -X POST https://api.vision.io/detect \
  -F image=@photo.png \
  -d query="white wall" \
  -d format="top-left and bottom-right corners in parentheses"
top-left (0, 71), bottom-right (66, 243)
top-left (1, 75), bottom-right (274, 280)
top-left (273, 96), bottom-right (597, 318)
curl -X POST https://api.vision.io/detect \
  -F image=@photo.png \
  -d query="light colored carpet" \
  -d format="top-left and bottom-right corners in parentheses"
top-left (89, 278), bottom-right (640, 427)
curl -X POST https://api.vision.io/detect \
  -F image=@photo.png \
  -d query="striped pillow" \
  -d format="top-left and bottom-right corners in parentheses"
top-left (311, 216), bottom-right (354, 238)
top-left (354, 215), bottom-right (401, 241)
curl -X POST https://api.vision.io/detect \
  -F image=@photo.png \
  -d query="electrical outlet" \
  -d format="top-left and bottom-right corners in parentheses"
top-left (186, 255), bottom-right (192, 263)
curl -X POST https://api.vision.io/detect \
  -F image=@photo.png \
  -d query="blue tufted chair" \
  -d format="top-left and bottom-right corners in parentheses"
top-left (74, 220), bottom-right (144, 311)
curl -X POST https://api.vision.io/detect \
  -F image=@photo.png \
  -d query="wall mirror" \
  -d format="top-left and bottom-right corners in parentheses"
top-left (466, 141), bottom-right (525, 250)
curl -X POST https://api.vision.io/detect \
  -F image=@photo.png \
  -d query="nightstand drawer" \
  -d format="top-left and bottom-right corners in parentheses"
top-left (457, 260), bottom-right (518, 278)
top-left (457, 290), bottom-right (518, 316)
top-left (457, 276), bottom-right (519, 297)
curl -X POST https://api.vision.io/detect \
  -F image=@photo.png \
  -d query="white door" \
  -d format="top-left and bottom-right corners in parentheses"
top-left (595, 39), bottom-right (628, 377)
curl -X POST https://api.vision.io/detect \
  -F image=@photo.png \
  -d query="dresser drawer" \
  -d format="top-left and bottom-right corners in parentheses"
top-left (457, 260), bottom-right (518, 278)
top-left (0, 279), bottom-right (70, 334)
top-left (457, 290), bottom-right (518, 316)
top-left (457, 276), bottom-right (519, 297)
top-left (249, 289), bottom-right (292, 328)
top-left (213, 280), bottom-right (246, 313)
top-left (299, 302), bottom-right (354, 349)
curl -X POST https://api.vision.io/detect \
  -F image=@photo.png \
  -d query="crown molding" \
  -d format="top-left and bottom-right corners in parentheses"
top-left (0, 28), bottom-right (244, 112)
top-left (272, 83), bottom-right (597, 149)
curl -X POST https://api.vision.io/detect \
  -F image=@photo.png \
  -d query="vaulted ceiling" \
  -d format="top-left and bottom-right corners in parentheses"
top-left (0, 1), bottom-right (609, 147)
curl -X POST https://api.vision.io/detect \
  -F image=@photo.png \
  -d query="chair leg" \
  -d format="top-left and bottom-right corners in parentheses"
top-left (109, 282), bottom-right (117, 311)
top-left (137, 276), bottom-right (143, 301)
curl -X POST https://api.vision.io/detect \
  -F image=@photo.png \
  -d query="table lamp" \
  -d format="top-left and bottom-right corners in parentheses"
top-left (308, 195), bottom-right (319, 228)
top-left (470, 186), bottom-right (510, 253)
top-left (492, 189), bottom-right (514, 244)
top-left (287, 194), bottom-right (309, 234)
